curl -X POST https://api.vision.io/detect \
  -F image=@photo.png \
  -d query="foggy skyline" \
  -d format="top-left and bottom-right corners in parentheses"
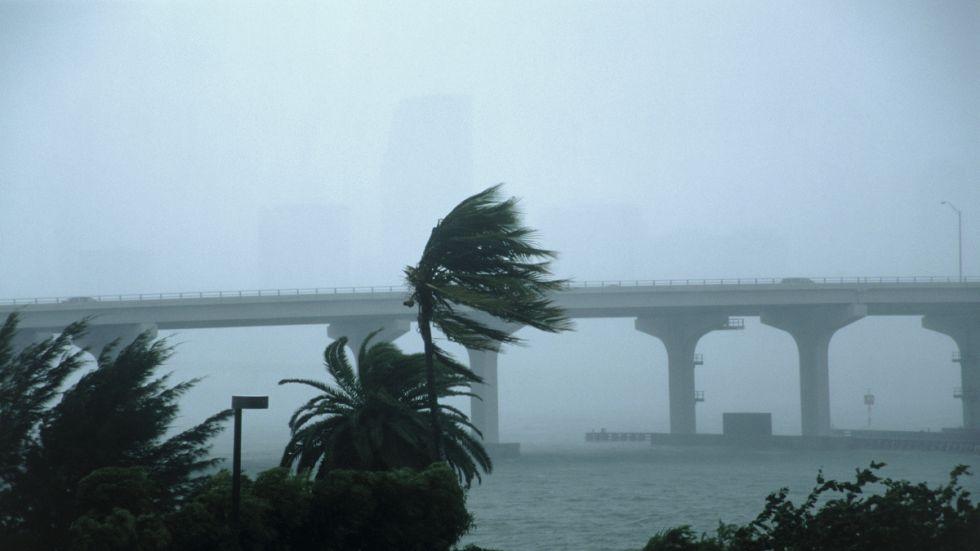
top-left (1, 1), bottom-right (977, 445)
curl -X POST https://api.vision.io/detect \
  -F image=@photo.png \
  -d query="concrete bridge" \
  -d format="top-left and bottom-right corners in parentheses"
top-left (3, 276), bottom-right (979, 441)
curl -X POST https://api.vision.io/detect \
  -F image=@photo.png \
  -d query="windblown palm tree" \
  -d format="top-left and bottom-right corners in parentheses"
top-left (279, 331), bottom-right (491, 486)
top-left (404, 184), bottom-right (572, 459)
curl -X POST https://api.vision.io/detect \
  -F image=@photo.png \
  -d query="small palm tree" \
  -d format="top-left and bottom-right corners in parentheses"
top-left (279, 331), bottom-right (491, 486)
top-left (404, 184), bottom-right (572, 458)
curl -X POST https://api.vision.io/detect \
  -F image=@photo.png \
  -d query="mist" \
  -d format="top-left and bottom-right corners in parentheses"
top-left (1, 0), bottom-right (977, 473)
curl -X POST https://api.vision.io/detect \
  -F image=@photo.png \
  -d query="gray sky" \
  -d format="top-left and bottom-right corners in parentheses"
top-left (1, 1), bottom-right (977, 445)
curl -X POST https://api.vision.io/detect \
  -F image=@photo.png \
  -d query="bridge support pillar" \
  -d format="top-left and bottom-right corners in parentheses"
top-left (327, 319), bottom-right (411, 358)
top-left (635, 313), bottom-right (731, 434)
top-left (922, 314), bottom-right (980, 430)
top-left (74, 323), bottom-right (159, 360)
top-left (467, 348), bottom-right (500, 444)
top-left (762, 304), bottom-right (866, 436)
top-left (463, 319), bottom-right (522, 446)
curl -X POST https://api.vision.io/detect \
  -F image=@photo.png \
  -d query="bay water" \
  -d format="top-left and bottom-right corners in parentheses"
top-left (240, 440), bottom-right (979, 551)
top-left (458, 443), bottom-right (979, 551)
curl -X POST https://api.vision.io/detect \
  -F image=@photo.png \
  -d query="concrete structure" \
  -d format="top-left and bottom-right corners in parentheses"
top-left (761, 304), bottom-right (866, 436)
top-left (635, 313), bottom-right (739, 434)
top-left (3, 277), bottom-right (979, 439)
top-left (722, 413), bottom-right (773, 436)
top-left (923, 313), bottom-right (980, 430)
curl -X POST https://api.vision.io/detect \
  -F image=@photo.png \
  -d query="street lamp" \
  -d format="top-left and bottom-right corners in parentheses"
top-left (231, 395), bottom-right (268, 526)
top-left (940, 201), bottom-right (962, 282)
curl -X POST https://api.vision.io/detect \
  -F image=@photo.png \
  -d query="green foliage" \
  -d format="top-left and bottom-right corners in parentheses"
top-left (307, 463), bottom-right (472, 551)
top-left (75, 466), bottom-right (162, 518)
top-left (70, 467), bottom-right (170, 551)
top-left (168, 463), bottom-right (470, 551)
top-left (643, 462), bottom-right (980, 551)
top-left (642, 526), bottom-right (724, 551)
top-left (280, 332), bottom-right (490, 486)
top-left (405, 184), bottom-right (573, 352)
top-left (166, 469), bottom-right (308, 551)
top-left (70, 508), bottom-right (171, 551)
top-left (0, 313), bottom-right (88, 490)
top-left (404, 184), bottom-right (572, 457)
top-left (0, 314), bottom-right (231, 550)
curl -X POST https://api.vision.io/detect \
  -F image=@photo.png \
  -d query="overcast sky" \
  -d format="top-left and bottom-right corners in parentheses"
top-left (1, 1), bottom-right (977, 447)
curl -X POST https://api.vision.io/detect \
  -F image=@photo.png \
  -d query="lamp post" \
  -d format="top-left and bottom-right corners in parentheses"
top-left (941, 201), bottom-right (962, 282)
top-left (231, 395), bottom-right (268, 526)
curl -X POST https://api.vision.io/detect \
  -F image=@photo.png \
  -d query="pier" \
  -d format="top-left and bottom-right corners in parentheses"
top-left (585, 429), bottom-right (980, 454)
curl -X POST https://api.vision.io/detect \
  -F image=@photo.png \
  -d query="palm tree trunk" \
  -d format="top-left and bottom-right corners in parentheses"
top-left (418, 300), bottom-right (444, 461)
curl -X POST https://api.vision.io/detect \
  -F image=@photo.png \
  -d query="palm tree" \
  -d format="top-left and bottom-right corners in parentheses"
top-left (279, 331), bottom-right (491, 486)
top-left (404, 184), bottom-right (573, 459)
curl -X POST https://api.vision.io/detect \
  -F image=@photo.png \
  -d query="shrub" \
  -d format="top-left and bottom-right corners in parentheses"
top-left (167, 462), bottom-right (470, 551)
top-left (643, 462), bottom-right (980, 551)
top-left (69, 467), bottom-right (170, 551)
top-left (307, 462), bottom-right (472, 551)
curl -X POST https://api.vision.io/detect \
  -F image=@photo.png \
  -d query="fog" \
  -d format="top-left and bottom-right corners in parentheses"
top-left (1, 1), bottom-right (977, 456)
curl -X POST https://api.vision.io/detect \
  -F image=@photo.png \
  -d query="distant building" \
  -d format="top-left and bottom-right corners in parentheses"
top-left (376, 95), bottom-right (474, 273)
top-left (256, 204), bottom-right (352, 288)
top-left (58, 248), bottom-right (154, 296)
top-left (539, 202), bottom-right (652, 280)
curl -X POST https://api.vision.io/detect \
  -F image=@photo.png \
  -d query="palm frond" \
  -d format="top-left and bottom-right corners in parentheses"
top-left (279, 335), bottom-right (491, 485)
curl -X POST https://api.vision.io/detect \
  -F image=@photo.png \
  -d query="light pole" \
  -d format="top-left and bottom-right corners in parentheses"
top-left (231, 395), bottom-right (268, 527)
top-left (941, 201), bottom-right (962, 282)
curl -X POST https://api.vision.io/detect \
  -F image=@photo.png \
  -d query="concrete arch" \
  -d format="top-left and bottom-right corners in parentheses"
top-left (693, 318), bottom-right (798, 435)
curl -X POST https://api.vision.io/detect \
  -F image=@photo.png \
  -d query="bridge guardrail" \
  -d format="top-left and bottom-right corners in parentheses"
top-left (1, 276), bottom-right (977, 306)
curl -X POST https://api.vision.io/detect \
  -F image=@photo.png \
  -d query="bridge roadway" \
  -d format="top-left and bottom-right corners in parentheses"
top-left (3, 277), bottom-right (979, 440)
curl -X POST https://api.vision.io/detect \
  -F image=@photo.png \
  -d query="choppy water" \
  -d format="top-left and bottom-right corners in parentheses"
top-left (237, 441), bottom-right (978, 551)
top-left (456, 444), bottom-right (980, 551)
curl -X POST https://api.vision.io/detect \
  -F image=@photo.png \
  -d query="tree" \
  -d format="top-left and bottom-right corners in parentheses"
top-left (403, 184), bottom-right (572, 458)
top-left (279, 332), bottom-right (491, 486)
top-left (0, 314), bottom-right (231, 549)
top-left (0, 313), bottom-right (88, 490)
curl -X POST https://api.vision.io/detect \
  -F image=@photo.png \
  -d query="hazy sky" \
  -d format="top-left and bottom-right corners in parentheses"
top-left (1, 1), bottom-right (977, 447)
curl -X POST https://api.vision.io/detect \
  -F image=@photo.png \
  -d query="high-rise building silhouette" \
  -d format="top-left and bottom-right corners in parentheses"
top-left (257, 203), bottom-right (352, 288)
top-left (376, 95), bottom-right (473, 274)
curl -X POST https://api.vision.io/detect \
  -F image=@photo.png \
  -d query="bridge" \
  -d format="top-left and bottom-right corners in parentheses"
top-left (3, 276), bottom-right (979, 441)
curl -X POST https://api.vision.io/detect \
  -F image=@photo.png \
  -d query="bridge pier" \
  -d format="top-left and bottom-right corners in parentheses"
top-left (635, 313), bottom-right (732, 434)
top-left (73, 323), bottom-right (159, 360)
top-left (922, 314), bottom-right (980, 430)
top-left (467, 348), bottom-right (501, 444)
top-left (762, 304), bottom-right (866, 436)
top-left (464, 321), bottom-right (523, 445)
top-left (327, 319), bottom-right (411, 358)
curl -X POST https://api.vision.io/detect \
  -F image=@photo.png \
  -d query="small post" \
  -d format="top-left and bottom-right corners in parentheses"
top-left (232, 408), bottom-right (242, 524)
top-left (231, 395), bottom-right (268, 528)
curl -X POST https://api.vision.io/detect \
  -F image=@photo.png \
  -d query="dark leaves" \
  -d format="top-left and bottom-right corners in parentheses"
top-left (279, 333), bottom-right (491, 487)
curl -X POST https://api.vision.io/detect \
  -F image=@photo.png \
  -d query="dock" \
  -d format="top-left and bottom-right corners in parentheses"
top-left (585, 429), bottom-right (980, 454)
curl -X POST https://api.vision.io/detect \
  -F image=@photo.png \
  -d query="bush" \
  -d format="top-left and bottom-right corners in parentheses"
top-left (643, 526), bottom-right (724, 551)
top-left (69, 467), bottom-right (170, 551)
top-left (643, 462), bottom-right (980, 551)
top-left (167, 462), bottom-right (471, 551)
top-left (307, 462), bottom-right (472, 551)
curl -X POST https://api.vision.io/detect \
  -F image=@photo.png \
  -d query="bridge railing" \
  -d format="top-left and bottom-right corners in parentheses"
top-left (1, 276), bottom-right (976, 306)
top-left (574, 276), bottom-right (980, 287)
